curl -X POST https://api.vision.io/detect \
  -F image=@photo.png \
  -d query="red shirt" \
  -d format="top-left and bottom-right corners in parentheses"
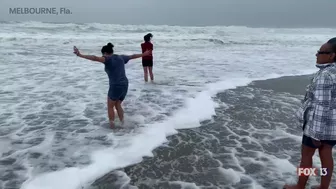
top-left (141, 42), bottom-right (153, 60)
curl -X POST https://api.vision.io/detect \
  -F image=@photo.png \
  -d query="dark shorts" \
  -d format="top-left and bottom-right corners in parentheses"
top-left (302, 135), bottom-right (336, 148)
top-left (142, 59), bottom-right (153, 67)
top-left (302, 122), bottom-right (336, 148)
top-left (108, 84), bottom-right (128, 101)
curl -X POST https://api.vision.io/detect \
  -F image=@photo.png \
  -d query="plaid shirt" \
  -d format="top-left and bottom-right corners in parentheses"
top-left (296, 62), bottom-right (336, 141)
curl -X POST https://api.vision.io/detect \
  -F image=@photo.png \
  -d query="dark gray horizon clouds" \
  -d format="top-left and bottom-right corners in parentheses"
top-left (0, 0), bottom-right (335, 28)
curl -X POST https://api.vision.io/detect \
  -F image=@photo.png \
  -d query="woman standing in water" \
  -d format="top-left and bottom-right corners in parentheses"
top-left (284, 37), bottom-right (336, 189)
top-left (73, 43), bottom-right (152, 128)
top-left (141, 33), bottom-right (154, 82)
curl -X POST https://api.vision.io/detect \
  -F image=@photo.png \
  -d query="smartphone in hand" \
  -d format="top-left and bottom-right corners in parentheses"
top-left (73, 46), bottom-right (79, 55)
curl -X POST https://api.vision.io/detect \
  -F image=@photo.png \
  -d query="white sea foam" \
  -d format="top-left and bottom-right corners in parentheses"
top-left (19, 74), bottom-right (316, 189)
top-left (169, 181), bottom-right (200, 189)
top-left (218, 167), bottom-right (241, 185)
top-left (0, 21), bottom-right (335, 189)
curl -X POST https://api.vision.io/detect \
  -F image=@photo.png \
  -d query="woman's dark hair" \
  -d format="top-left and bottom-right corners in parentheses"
top-left (101, 42), bottom-right (114, 54)
top-left (144, 33), bottom-right (153, 42)
top-left (327, 37), bottom-right (336, 62)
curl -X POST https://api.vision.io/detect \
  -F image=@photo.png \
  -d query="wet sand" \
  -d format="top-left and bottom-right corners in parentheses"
top-left (90, 74), bottom-right (336, 189)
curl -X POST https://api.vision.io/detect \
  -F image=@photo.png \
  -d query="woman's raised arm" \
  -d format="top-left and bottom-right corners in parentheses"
top-left (73, 46), bottom-right (105, 63)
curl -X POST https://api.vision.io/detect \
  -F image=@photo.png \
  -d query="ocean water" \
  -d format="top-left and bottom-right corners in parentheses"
top-left (0, 21), bottom-right (335, 189)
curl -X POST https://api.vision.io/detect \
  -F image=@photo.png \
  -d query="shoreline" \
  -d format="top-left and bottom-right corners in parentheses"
top-left (18, 73), bottom-right (316, 189)
top-left (248, 74), bottom-right (313, 95)
top-left (90, 73), bottom-right (318, 189)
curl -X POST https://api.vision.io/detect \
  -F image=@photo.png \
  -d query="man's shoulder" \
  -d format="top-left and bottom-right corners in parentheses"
top-left (317, 67), bottom-right (336, 84)
top-left (328, 64), bottom-right (336, 73)
top-left (323, 64), bottom-right (336, 78)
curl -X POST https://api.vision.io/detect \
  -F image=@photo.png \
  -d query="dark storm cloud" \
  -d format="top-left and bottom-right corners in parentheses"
top-left (0, 0), bottom-right (335, 27)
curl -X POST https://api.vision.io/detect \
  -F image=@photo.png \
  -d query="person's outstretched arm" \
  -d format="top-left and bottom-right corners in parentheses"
top-left (78, 54), bottom-right (105, 63)
top-left (129, 50), bottom-right (152, 60)
top-left (120, 50), bottom-right (152, 64)
top-left (73, 46), bottom-right (105, 63)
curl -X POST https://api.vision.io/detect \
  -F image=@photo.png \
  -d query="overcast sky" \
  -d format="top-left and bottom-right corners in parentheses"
top-left (0, 0), bottom-right (335, 28)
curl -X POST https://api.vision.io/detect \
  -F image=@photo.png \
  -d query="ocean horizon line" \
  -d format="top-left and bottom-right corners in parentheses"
top-left (1, 19), bottom-right (336, 30)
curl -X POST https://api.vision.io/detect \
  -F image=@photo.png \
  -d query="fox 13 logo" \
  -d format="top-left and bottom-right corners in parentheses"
top-left (297, 167), bottom-right (328, 176)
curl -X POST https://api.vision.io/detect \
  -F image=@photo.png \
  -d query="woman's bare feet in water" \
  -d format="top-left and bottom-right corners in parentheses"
top-left (109, 120), bottom-right (115, 128)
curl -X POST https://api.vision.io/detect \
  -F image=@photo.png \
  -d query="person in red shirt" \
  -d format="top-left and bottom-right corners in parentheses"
top-left (141, 33), bottom-right (154, 82)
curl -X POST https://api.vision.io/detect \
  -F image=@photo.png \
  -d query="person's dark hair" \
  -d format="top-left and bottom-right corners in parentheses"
top-left (144, 35), bottom-right (150, 42)
top-left (101, 42), bottom-right (114, 54)
top-left (327, 37), bottom-right (336, 62)
top-left (144, 33), bottom-right (153, 42)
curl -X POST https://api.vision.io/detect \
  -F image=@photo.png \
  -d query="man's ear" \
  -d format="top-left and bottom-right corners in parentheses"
top-left (331, 53), bottom-right (336, 62)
